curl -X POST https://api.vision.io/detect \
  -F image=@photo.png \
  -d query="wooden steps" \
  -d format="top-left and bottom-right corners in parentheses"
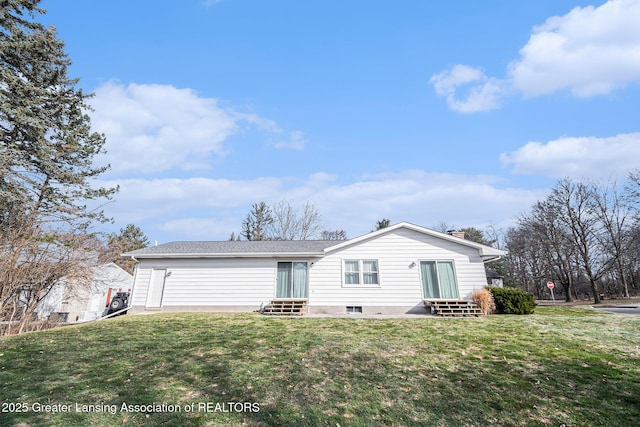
top-left (262, 299), bottom-right (308, 316)
top-left (424, 299), bottom-right (483, 317)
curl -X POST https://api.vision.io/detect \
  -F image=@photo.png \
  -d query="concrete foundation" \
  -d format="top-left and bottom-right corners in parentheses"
top-left (129, 303), bottom-right (430, 316)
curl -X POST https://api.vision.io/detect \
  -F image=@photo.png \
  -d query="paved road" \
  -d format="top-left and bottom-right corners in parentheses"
top-left (594, 305), bottom-right (640, 315)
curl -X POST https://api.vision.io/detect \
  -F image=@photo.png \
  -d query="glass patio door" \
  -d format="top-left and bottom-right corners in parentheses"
top-left (420, 261), bottom-right (458, 299)
top-left (276, 262), bottom-right (308, 298)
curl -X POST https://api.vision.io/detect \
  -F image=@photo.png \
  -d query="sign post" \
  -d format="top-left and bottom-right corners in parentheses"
top-left (547, 281), bottom-right (555, 305)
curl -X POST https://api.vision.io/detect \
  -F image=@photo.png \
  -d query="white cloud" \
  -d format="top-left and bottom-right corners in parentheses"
top-left (232, 112), bottom-right (282, 134)
top-left (430, 0), bottom-right (640, 112)
top-left (160, 217), bottom-right (238, 240)
top-left (311, 171), bottom-right (542, 234)
top-left (500, 132), bottom-right (640, 178)
top-left (272, 130), bottom-right (307, 150)
top-left (430, 64), bottom-right (485, 95)
top-left (203, 0), bottom-right (224, 7)
top-left (510, 0), bottom-right (640, 97)
top-left (90, 81), bottom-right (306, 175)
top-left (102, 176), bottom-right (286, 217)
top-left (429, 65), bottom-right (506, 113)
top-left (98, 171), bottom-right (543, 242)
top-left (90, 81), bottom-right (237, 174)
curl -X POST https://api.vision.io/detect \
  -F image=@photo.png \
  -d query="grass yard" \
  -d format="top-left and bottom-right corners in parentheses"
top-left (0, 308), bottom-right (639, 426)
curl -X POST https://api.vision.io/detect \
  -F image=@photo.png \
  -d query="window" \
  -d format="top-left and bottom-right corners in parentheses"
top-left (277, 262), bottom-right (308, 298)
top-left (344, 261), bottom-right (360, 284)
top-left (420, 260), bottom-right (458, 299)
top-left (363, 260), bottom-right (379, 284)
top-left (343, 260), bottom-right (379, 286)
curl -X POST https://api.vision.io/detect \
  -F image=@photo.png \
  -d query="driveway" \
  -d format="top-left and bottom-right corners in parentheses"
top-left (593, 305), bottom-right (640, 315)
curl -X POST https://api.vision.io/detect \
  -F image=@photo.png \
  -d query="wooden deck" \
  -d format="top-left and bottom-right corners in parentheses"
top-left (424, 299), bottom-right (483, 317)
top-left (262, 299), bottom-right (308, 316)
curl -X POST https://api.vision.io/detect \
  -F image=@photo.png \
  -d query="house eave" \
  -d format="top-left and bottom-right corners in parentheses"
top-left (123, 251), bottom-right (326, 259)
top-left (481, 255), bottom-right (504, 263)
top-left (325, 221), bottom-right (507, 257)
top-left (479, 248), bottom-right (507, 257)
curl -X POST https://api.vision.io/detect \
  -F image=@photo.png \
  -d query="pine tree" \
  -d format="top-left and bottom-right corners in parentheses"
top-left (100, 224), bottom-right (149, 274)
top-left (375, 218), bottom-right (391, 231)
top-left (241, 202), bottom-right (273, 241)
top-left (1, 0), bottom-right (117, 231)
top-left (1, 1), bottom-right (117, 328)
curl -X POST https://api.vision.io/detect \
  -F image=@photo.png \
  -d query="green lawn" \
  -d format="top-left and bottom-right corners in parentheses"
top-left (1, 308), bottom-right (639, 426)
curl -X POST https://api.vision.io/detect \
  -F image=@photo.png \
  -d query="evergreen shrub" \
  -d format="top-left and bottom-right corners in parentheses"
top-left (486, 286), bottom-right (536, 315)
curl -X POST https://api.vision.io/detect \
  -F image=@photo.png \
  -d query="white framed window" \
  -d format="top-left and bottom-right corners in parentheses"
top-left (343, 259), bottom-right (380, 286)
top-left (344, 260), bottom-right (360, 284)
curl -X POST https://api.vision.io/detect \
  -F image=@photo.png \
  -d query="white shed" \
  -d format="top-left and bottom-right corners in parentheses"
top-left (38, 263), bottom-right (133, 322)
top-left (124, 222), bottom-right (505, 315)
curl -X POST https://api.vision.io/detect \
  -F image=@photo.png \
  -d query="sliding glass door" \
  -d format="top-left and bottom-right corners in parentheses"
top-left (420, 261), bottom-right (459, 299)
top-left (276, 262), bottom-right (308, 298)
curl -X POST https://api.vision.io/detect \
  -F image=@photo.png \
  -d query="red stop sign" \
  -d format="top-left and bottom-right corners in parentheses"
top-left (547, 281), bottom-right (555, 289)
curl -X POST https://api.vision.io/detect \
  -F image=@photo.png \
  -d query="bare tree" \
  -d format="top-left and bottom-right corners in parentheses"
top-left (320, 229), bottom-right (348, 240)
top-left (623, 170), bottom-right (640, 295)
top-left (505, 222), bottom-right (557, 298)
top-left (624, 169), bottom-right (640, 207)
top-left (270, 200), bottom-right (322, 240)
top-left (272, 200), bottom-right (298, 240)
top-left (0, 216), bottom-right (93, 335)
top-left (591, 180), bottom-right (633, 298)
top-left (518, 200), bottom-right (579, 301)
top-left (548, 179), bottom-right (610, 304)
top-left (484, 224), bottom-right (506, 250)
top-left (626, 225), bottom-right (640, 294)
top-left (504, 226), bottom-right (535, 294)
top-left (504, 175), bottom-right (640, 301)
top-left (432, 221), bottom-right (455, 233)
top-left (299, 201), bottom-right (322, 239)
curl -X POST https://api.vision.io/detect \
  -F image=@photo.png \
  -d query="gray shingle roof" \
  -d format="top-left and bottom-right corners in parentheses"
top-left (123, 240), bottom-right (337, 258)
top-left (122, 222), bottom-right (507, 259)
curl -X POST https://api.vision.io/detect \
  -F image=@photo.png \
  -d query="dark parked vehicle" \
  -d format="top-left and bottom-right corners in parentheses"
top-left (102, 291), bottom-right (130, 317)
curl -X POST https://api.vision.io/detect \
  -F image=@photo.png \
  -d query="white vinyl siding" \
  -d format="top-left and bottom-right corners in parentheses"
top-left (131, 258), bottom-right (278, 309)
top-left (310, 227), bottom-right (487, 308)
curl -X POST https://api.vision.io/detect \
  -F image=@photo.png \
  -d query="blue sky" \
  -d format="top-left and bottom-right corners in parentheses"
top-left (40, 0), bottom-right (640, 242)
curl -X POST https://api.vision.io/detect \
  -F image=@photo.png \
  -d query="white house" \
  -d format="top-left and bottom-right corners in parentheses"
top-left (123, 222), bottom-right (505, 315)
top-left (38, 263), bottom-right (133, 322)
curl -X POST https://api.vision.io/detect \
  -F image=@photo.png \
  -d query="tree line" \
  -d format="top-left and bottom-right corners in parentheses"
top-left (232, 202), bottom-right (400, 241)
top-left (236, 184), bottom-right (640, 306)
top-left (502, 172), bottom-right (640, 304)
top-left (231, 200), bottom-right (348, 241)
